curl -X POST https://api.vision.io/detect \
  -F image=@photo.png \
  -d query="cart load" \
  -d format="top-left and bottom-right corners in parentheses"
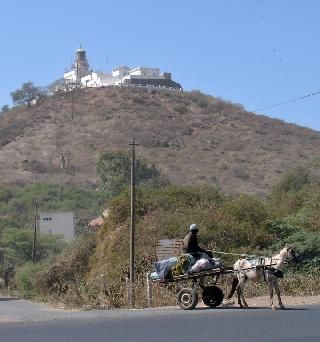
top-left (148, 252), bottom-right (233, 310)
top-left (149, 252), bottom-right (222, 281)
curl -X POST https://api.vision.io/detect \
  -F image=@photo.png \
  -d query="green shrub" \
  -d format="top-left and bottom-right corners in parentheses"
top-left (132, 97), bottom-right (146, 105)
top-left (222, 194), bottom-right (268, 227)
top-left (265, 220), bottom-right (297, 240)
top-left (36, 236), bottom-right (96, 301)
top-left (96, 150), bottom-right (168, 198)
top-left (15, 262), bottom-right (48, 298)
top-left (271, 166), bottom-right (310, 196)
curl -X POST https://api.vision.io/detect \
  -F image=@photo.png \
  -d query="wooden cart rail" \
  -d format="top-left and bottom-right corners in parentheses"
top-left (147, 267), bottom-right (235, 310)
top-left (151, 267), bottom-right (234, 284)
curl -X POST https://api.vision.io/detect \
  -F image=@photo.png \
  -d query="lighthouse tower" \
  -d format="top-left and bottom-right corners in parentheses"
top-left (74, 45), bottom-right (90, 81)
top-left (64, 45), bottom-right (91, 86)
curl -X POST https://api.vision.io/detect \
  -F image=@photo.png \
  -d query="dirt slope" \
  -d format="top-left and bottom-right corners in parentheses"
top-left (1, 87), bottom-right (320, 193)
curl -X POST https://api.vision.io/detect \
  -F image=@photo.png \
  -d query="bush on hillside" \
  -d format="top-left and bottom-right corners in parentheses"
top-left (14, 262), bottom-right (48, 298)
top-left (96, 150), bottom-right (169, 198)
top-left (265, 220), bottom-right (297, 240)
top-left (10, 81), bottom-right (43, 108)
top-left (36, 236), bottom-right (96, 305)
top-left (271, 166), bottom-right (310, 196)
top-left (1, 105), bottom-right (10, 112)
top-left (0, 228), bottom-right (65, 286)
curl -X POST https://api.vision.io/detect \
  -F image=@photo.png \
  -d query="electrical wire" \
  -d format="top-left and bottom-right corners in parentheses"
top-left (251, 90), bottom-right (320, 113)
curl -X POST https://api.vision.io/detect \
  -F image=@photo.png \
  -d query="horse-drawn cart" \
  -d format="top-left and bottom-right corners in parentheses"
top-left (150, 267), bottom-right (234, 310)
top-left (148, 240), bottom-right (300, 311)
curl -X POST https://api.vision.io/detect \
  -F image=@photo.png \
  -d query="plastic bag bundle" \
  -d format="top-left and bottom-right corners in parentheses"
top-left (190, 258), bottom-right (215, 273)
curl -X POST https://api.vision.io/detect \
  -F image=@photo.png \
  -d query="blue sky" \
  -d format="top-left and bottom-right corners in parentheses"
top-left (1, 0), bottom-right (320, 130)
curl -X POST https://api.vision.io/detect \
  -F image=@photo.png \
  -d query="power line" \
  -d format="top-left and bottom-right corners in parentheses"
top-left (251, 90), bottom-right (320, 113)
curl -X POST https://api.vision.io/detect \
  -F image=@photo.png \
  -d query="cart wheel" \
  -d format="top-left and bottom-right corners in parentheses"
top-left (202, 286), bottom-right (224, 307)
top-left (177, 288), bottom-right (198, 310)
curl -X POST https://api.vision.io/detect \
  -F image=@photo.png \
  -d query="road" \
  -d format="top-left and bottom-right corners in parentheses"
top-left (0, 297), bottom-right (319, 342)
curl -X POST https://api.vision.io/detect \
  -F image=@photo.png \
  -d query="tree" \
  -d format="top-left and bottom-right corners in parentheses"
top-left (48, 78), bottom-right (67, 92)
top-left (96, 150), bottom-right (168, 197)
top-left (271, 166), bottom-right (310, 197)
top-left (1, 105), bottom-right (10, 112)
top-left (10, 81), bottom-right (41, 107)
top-left (0, 228), bottom-right (65, 286)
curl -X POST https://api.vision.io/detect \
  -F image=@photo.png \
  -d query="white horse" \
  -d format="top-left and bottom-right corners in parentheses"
top-left (223, 245), bottom-right (301, 310)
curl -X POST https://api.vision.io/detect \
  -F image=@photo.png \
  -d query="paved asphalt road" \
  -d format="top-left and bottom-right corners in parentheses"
top-left (0, 297), bottom-right (319, 342)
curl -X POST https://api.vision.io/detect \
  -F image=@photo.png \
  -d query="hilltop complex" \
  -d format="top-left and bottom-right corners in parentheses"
top-left (64, 46), bottom-right (182, 90)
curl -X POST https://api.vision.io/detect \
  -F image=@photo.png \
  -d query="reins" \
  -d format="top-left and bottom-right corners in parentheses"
top-left (212, 249), bottom-right (278, 260)
top-left (212, 249), bottom-right (290, 277)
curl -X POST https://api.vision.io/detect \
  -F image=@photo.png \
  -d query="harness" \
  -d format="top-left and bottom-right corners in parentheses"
top-left (236, 256), bottom-right (283, 282)
top-left (213, 249), bottom-right (293, 281)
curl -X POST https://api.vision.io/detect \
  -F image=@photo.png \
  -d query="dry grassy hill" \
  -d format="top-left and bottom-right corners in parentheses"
top-left (1, 87), bottom-right (320, 193)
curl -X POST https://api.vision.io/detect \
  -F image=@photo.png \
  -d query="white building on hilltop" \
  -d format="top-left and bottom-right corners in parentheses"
top-left (63, 47), bottom-right (182, 90)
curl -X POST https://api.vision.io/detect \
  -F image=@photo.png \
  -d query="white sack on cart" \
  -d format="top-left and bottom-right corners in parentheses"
top-left (190, 258), bottom-right (215, 273)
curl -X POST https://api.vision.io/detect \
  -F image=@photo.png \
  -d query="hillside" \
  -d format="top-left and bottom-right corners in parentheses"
top-left (1, 87), bottom-right (320, 193)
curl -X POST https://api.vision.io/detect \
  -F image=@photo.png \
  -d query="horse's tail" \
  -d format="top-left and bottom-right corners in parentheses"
top-left (226, 275), bottom-right (239, 299)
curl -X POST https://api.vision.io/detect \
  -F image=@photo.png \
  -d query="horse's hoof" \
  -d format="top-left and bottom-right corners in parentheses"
top-left (272, 305), bottom-right (277, 311)
top-left (222, 299), bottom-right (234, 307)
top-left (279, 305), bottom-right (285, 310)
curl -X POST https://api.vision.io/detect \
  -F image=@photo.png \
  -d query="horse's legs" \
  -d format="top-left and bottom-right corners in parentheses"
top-left (226, 276), bottom-right (239, 299)
top-left (274, 280), bottom-right (285, 309)
top-left (222, 275), bottom-right (238, 306)
top-left (267, 278), bottom-right (276, 310)
top-left (236, 285), bottom-right (243, 308)
top-left (238, 281), bottom-right (248, 308)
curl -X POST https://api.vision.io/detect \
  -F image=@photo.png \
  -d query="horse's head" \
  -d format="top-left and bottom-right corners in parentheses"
top-left (280, 245), bottom-right (302, 263)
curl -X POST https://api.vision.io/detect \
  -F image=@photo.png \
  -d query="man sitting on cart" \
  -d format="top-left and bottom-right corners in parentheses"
top-left (183, 223), bottom-right (213, 259)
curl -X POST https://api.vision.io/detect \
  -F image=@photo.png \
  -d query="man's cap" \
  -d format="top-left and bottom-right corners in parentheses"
top-left (190, 223), bottom-right (198, 231)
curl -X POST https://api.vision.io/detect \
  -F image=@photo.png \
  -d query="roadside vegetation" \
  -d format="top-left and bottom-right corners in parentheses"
top-left (0, 183), bottom-right (108, 297)
top-left (1, 161), bottom-right (319, 307)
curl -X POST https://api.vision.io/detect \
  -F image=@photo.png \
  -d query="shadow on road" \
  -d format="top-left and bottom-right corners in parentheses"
top-left (193, 306), bottom-right (309, 311)
top-left (0, 297), bottom-right (18, 302)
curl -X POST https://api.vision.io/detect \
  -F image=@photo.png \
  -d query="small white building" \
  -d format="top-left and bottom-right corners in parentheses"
top-left (39, 211), bottom-right (75, 241)
top-left (112, 65), bottom-right (131, 77)
top-left (81, 72), bottom-right (114, 87)
top-left (129, 67), bottom-right (160, 77)
top-left (111, 65), bottom-right (131, 85)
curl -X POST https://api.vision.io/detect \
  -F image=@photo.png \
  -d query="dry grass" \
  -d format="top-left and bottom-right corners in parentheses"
top-left (1, 87), bottom-right (320, 193)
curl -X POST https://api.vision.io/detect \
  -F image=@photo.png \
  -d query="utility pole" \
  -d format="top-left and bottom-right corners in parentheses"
top-left (71, 88), bottom-right (74, 120)
top-left (49, 155), bottom-right (53, 178)
top-left (56, 151), bottom-right (71, 192)
top-left (60, 153), bottom-right (65, 192)
top-left (32, 201), bottom-right (38, 263)
top-left (129, 140), bottom-right (138, 307)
